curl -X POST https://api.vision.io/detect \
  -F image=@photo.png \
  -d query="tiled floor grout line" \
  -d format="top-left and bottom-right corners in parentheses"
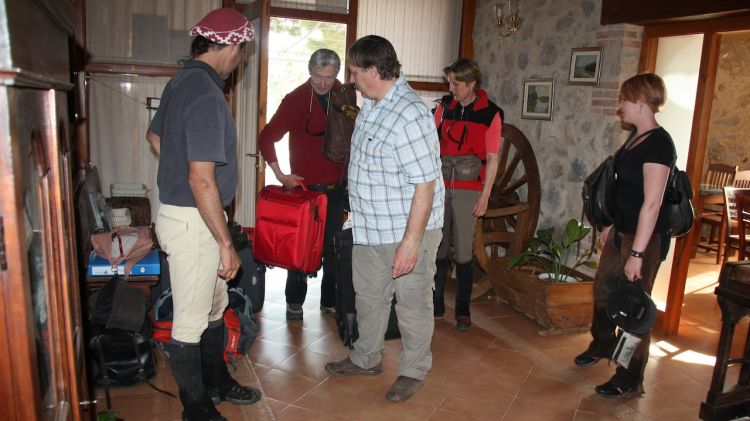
top-left (239, 355), bottom-right (277, 420)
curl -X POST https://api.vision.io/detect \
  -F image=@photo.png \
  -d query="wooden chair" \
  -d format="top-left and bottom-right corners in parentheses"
top-left (698, 163), bottom-right (738, 259)
top-left (705, 163), bottom-right (738, 189)
top-left (735, 190), bottom-right (750, 260)
top-left (734, 170), bottom-right (750, 189)
top-left (720, 187), bottom-right (750, 263)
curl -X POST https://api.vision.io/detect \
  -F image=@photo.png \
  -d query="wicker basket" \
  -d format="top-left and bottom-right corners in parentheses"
top-left (106, 197), bottom-right (151, 226)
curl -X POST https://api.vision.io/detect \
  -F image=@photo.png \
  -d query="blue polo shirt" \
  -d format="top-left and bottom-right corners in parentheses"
top-left (150, 60), bottom-right (238, 207)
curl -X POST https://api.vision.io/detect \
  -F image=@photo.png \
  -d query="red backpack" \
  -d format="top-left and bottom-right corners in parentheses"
top-left (152, 287), bottom-right (257, 363)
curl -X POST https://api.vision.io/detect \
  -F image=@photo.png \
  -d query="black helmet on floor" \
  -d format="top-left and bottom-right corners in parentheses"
top-left (606, 279), bottom-right (657, 334)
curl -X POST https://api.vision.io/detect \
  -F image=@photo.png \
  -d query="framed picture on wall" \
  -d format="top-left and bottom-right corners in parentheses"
top-left (568, 47), bottom-right (602, 86)
top-left (521, 79), bottom-right (554, 120)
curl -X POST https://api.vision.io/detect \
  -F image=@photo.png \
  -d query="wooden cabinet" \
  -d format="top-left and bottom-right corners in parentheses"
top-left (0, 0), bottom-right (91, 420)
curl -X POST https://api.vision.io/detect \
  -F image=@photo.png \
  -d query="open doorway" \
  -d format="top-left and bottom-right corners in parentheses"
top-left (641, 21), bottom-right (750, 335)
top-left (264, 17), bottom-right (347, 186)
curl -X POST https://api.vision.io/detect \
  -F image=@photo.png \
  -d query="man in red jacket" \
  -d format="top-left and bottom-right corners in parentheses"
top-left (258, 49), bottom-right (345, 320)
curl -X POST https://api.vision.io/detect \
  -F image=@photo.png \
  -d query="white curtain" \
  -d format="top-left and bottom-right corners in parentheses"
top-left (88, 75), bottom-right (169, 221)
top-left (357, 0), bottom-right (462, 83)
top-left (86, 0), bottom-right (221, 65)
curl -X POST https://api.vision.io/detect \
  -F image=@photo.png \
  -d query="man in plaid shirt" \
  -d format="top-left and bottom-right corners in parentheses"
top-left (325, 35), bottom-right (444, 403)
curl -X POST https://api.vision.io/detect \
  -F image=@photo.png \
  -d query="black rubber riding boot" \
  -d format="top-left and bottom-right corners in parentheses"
top-left (168, 342), bottom-right (226, 421)
top-left (433, 258), bottom-right (450, 318)
top-left (455, 261), bottom-right (473, 318)
top-left (200, 322), bottom-right (262, 405)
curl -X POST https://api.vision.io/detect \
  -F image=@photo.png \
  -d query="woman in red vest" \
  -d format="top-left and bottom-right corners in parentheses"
top-left (433, 59), bottom-right (503, 331)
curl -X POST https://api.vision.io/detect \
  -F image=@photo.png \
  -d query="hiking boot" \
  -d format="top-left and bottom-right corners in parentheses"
top-left (385, 376), bottom-right (424, 402)
top-left (325, 357), bottom-right (382, 377)
top-left (320, 305), bottom-right (336, 314)
top-left (456, 316), bottom-right (471, 331)
top-left (201, 322), bottom-right (262, 406)
top-left (286, 304), bottom-right (303, 320)
top-left (208, 380), bottom-right (262, 405)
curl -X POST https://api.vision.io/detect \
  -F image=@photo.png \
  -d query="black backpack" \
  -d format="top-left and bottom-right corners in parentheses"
top-left (664, 166), bottom-right (695, 238)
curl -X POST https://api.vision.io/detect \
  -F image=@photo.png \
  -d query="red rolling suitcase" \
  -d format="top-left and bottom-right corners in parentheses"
top-left (253, 184), bottom-right (328, 273)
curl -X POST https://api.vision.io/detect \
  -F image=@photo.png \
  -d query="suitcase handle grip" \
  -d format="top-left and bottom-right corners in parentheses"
top-left (279, 181), bottom-right (308, 193)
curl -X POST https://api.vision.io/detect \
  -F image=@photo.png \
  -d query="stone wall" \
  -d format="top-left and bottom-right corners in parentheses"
top-left (705, 31), bottom-right (750, 172)
top-left (473, 0), bottom-right (643, 230)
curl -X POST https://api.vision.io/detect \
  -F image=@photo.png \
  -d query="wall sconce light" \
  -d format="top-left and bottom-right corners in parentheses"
top-left (494, 0), bottom-right (519, 37)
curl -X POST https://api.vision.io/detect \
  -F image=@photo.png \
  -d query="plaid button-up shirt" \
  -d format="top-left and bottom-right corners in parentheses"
top-left (348, 74), bottom-right (444, 246)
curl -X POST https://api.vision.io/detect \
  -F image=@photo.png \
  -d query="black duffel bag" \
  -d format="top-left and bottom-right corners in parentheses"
top-left (88, 319), bottom-right (155, 386)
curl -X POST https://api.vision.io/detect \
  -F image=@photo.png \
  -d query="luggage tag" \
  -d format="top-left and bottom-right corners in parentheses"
top-left (611, 329), bottom-right (642, 369)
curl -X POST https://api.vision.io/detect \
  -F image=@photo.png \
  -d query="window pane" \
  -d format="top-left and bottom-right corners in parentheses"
top-left (272, 0), bottom-right (349, 15)
top-left (86, 0), bottom-right (221, 65)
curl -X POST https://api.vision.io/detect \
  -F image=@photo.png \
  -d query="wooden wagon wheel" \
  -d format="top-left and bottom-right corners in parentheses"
top-left (472, 124), bottom-right (541, 298)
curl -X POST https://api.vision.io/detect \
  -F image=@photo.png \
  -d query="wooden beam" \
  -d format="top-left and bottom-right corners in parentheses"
top-left (459, 0), bottom-right (476, 59)
top-left (84, 62), bottom-right (180, 77)
top-left (601, 0), bottom-right (750, 25)
top-left (408, 81), bottom-right (449, 92)
top-left (271, 6), bottom-right (350, 24)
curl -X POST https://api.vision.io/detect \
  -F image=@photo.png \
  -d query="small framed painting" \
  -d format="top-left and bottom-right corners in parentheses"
top-left (568, 47), bottom-right (602, 86)
top-left (521, 79), bottom-right (554, 120)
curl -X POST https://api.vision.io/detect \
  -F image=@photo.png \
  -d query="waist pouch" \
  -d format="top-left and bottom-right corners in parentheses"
top-left (441, 155), bottom-right (481, 181)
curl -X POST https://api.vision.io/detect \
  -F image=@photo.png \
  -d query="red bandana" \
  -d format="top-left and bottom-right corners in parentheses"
top-left (189, 8), bottom-right (254, 45)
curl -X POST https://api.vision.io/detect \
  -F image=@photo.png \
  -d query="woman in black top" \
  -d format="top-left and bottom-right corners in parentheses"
top-left (574, 73), bottom-right (676, 398)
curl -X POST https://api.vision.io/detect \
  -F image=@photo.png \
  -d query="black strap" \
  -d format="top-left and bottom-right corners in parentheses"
top-left (578, 204), bottom-right (598, 259)
top-left (130, 333), bottom-right (177, 399)
top-left (95, 338), bottom-right (113, 410)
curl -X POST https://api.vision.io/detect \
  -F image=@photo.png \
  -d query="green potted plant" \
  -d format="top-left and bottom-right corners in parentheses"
top-left (506, 218), bottom-right (598, 283)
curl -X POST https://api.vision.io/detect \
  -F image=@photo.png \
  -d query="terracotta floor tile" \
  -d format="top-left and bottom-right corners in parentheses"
top-left (257, 367), bottom-right (322, 404)
top-left (501, 397), bottom-right (576, 421)
top-left (247, 338), bottom-right (300, 367)
top-left (351, 399), bottom-right (437, 420)
top-left (516, 375), bottom-right (584, 410)
top-left (275, 348), bottom-right (337, 380)
top-left (573, 409), bottom-right (621, 421)
top-left (428, 408), bottom-right (498, 421)
top-left (304, 333), bottom-right (353, 359)
top-left (440, 377), bottom-right (516, 419)
top-left (258, 323), bottom-right (330, 349)
top-left (292, 379), bottom-right (379, 417)
top-left (276, 404), bottom-right (347, 420)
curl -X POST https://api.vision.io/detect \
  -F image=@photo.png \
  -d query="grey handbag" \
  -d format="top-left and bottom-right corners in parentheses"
top-left (441, 155), bottom-right (482, 181)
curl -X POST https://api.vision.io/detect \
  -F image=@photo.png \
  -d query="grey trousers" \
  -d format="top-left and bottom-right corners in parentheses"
top-left (437, 188), bottom-right (481, 263)
top-left (349, 229), bottom-right (442, 380)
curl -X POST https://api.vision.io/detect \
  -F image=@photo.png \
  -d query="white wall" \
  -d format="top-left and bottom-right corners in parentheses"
top-left (651, 34), bottom-right (704, 309)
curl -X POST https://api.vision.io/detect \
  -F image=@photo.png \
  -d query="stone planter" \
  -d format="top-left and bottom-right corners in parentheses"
top-left (487, 259), bottom-right (594, 335)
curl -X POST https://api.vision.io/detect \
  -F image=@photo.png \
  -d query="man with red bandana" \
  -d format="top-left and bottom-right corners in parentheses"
top-left (147, 8), bottom-right (261, 421)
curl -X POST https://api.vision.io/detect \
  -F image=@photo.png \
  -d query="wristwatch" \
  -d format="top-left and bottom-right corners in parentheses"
top-left (630, 250), bottom-right (645, 258)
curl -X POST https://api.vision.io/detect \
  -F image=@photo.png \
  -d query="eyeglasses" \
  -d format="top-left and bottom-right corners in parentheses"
top-left (305, 90), bottom-right (330, 137)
